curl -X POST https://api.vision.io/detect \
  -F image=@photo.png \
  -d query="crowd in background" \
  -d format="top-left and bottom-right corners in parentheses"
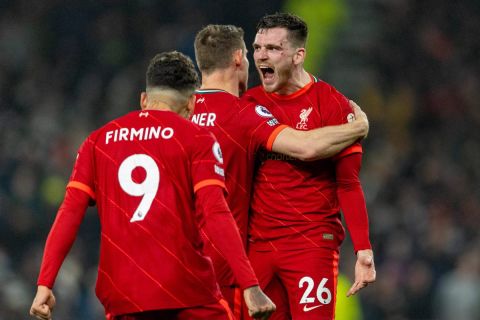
top-left (351, 1), bottom-right (480, 319)
top-left (0, 0), bottom-right (479, 319)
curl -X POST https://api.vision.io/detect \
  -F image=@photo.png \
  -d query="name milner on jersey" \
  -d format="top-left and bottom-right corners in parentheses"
top-left (191, 112), bottom-right (216, 127)
top-left (105, 126), bottom-right (174, 144)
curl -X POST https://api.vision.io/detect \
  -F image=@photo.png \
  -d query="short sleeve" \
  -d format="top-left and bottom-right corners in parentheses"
top-left (67, 135), bottom-right (96, 200)
top-left (241, 103), bottom-right (286, 152)
top-left (191, 130), bottom-right (226, 193)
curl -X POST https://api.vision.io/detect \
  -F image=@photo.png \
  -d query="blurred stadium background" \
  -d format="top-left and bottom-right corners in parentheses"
top-left (1, 0), bottom-right (479, 319)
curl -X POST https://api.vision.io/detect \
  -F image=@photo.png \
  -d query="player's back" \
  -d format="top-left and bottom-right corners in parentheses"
top-left (191, 89), bottom-right (283, 286)
top-left (192, 90), bottom-right (280, 242)
top-left (84, 110), bottom-right (222, 315)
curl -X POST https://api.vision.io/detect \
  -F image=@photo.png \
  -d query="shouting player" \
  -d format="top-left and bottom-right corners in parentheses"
top-left (29, 51), bottom-right (276, 320)
top-left (243, 13), bottom-right (377, 319)
top-left (192, 24), bottom-right (370, 319)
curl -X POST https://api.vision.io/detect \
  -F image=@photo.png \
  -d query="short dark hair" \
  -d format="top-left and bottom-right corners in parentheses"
top-left (256, 12), bottom-right (308, 47)
top-left (194, 24), bottom-right (245, 74)
top-left (146, 51), bottom-right (199, 93)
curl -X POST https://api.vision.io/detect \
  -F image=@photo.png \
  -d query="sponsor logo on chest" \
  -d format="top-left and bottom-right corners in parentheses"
top-left (296, 107), bottom-right (313, 130)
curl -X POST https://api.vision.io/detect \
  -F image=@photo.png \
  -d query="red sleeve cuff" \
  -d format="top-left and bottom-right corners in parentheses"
top-left (67, 181), bottom-right (95, 200)
top-left (351, 230), bottom-right (372, 253)
top-left (266, 125), bottom-right (288, 151)
top-left (333, 143), bottom-right (362, 161)
top-left (194, 179), bottom-right (226, 193)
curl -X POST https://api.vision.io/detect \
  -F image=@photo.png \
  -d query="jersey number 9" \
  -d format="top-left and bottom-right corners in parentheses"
top-left (118, 154), bottom-right (160, 222)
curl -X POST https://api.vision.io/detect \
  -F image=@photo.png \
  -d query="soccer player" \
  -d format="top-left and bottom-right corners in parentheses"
top-left (29, 51), bottom-right (276, 320)
top-left (192, 24), bottom-right (370, 319)
top-left (243, 13), bottom-right (377, 319)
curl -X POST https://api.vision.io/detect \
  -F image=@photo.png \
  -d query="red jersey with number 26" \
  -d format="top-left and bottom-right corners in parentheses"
top-left (61, 110), bottom-right (226, 315)
top-left (244, 77), bottom-right (364, 252)
top-left (191, 89), bottom-right (286, 286)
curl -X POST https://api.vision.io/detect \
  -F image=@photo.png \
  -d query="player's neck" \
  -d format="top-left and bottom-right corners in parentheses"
top-left (201, 70), bottom-right (239, 97)
top-left (143, 91), bottom-right (183, 112)
top-left (144, 99), bottom-right (190, 118)
top-left (144, 100), bottom-right (173, 111)
top-left (277, 69), bottom-right (311, 95)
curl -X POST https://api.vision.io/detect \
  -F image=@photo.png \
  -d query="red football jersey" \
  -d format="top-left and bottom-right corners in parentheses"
top-left (243, 77), bottom-right (363, 251)
top-left (59, 110), bottom-right (227, 315)
top-left (191, 89), bottom-right (286, 286)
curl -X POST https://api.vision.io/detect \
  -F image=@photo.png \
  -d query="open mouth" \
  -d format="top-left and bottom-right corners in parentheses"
top-left (259, 66), bottom-right (275, 81)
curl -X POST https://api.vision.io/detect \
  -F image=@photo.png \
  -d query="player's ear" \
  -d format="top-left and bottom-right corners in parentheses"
top-left (187, 94), bottom-right (196, 113)
top-left (293, 47), bottom-right (305, 65)
top-left (140, 92), bottom-right (148, 110)
top-left (233, 49), bottom-right (243, 67)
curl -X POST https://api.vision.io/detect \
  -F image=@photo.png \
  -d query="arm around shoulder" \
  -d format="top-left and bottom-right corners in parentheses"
top-left (272, 102), bottom-right (368, 161)
top-left (271, 100), bottom-right (368, 161)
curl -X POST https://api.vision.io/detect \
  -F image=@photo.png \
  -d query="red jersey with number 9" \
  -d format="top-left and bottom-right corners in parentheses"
top-left (68, 110), bottom-right (225, 315)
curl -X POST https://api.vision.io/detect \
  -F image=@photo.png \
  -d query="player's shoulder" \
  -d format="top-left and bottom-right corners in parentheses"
top-left (311, 77), bottom-right (336, 93)
top-left (195, 89), bottom-right (242, 116)
top-left (188, 123), bottom-right (217, 151)
top-left (196, 89), bottom-right (239, 105)
top-left (241, 86), bottom-right (270, 113)
top-left (104, 110), bottom-right (145, 126)
top-left (310, 77), bottom-right (346, 98)
top-left (140, 110), bottom-right (215, 149)
top-left (103, 109), bottom-right (202, 135)
top-left (243, 85), bottom-right (265, 101)
top-left (87, 111), bottom-right (138, 142)
top-left (237, 100), bottom-right (271, 119)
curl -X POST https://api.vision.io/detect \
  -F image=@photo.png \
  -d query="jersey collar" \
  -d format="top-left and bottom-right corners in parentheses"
top-left (195, 89), bottom-right (227, 94)
top-left (267, 74), bottom-right (318, 100)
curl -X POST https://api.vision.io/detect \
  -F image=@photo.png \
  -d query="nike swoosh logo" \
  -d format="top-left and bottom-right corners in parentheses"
top-left (303, 304), bottom-right (323, 312)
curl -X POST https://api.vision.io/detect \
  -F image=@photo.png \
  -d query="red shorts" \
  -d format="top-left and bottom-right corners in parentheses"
top-left (220, 285), bottom-right (243, 319)
top-left (246, 245), bottom-right (339, 320)
top-left (108, 299), bottom-right (234, 320)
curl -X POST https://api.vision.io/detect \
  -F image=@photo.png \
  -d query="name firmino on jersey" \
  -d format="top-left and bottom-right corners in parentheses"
top-left (105, 126), bottom-right (174, 144)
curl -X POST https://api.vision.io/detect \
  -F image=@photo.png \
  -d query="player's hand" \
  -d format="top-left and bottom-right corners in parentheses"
top-left (350, 100), bottom-right (369, 138)
top-left (243, 285), bottom-right (276, 319)
top-left (347, 249), bottom-right (376, 297)
top-left (30, 285), bottom-right (56, 320)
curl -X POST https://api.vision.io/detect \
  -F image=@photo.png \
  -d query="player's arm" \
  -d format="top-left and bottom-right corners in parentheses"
top-left (271, 101), bottom-right (368, 161)
top-left (195, 185), bottom-right (276, 318)
top-left (30, 187), bottom-right (90, 320)
top-left (334, 152), bottom-right (376, 297)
